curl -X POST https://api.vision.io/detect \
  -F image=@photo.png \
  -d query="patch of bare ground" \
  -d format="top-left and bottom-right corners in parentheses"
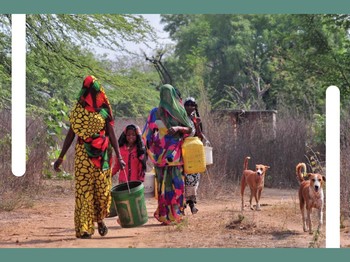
top-left (341, 215), bottom-right (350, 248)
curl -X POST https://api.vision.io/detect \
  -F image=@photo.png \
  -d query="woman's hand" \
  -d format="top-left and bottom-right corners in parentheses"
top-left (119, 158), bottom-right (126, 170)
top-left (167, 126), bottom-right (180, 136)
top-left (168, 126), bottom-right (191, 136)
top-left (53, 158), bottom-right (63, 172)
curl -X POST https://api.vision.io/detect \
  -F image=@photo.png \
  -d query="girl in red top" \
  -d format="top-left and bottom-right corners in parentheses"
top-left (112, 124), bottom-right (147, 183)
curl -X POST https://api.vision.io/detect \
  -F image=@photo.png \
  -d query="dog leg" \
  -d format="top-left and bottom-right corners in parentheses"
top-left (241, 195), bottom-right (245, 211)
top-left (240, 177), bottom-right (246, 211)
top-left (300, 204), bottom-right (307, 232)
top-left (255, 189), bottom-right (262, 211)
top-left (255, 193), bottom-right (260, 211)
top-left (302, 210), bottom-right (307, 232)
top-left (317, 208), bottom-right (323, 231)
top-left (249, 189), bottom-right (254, 210)
top-left (307, 208), bottom-right (313, 234)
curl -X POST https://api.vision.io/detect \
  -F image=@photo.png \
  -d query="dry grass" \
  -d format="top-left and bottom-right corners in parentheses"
top-left (199, 110), bottom-right (324, 192)
top-left (340, 106), bottom-right (350, 221)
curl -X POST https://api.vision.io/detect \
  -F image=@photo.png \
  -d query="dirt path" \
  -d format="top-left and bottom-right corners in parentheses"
top-left (0, 180), bottom-right (333, 248)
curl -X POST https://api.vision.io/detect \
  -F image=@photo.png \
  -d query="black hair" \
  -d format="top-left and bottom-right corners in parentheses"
top-left (184, 97), bottom-right (203, 132)
top-left (118, 124), bottom-right (147, 170)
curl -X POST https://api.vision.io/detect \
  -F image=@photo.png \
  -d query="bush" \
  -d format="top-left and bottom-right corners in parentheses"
top-left (198, 109), bottom-right (325, 200)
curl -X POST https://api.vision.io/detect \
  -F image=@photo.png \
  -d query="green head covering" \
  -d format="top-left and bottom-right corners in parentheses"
top-left (158, 84), bottom-right (192, 129)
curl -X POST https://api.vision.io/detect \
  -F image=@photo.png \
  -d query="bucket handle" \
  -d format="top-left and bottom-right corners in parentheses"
top-left (204, 138), bottom-right (211, 147)
top-left (122, 169), bottom-right (131, 194)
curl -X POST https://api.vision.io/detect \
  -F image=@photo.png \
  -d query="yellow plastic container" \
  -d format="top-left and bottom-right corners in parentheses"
top-left (182, 137), bottom-right (206, 174)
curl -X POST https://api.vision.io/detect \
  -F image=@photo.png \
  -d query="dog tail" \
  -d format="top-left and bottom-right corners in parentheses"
top-left (296, 163), bottom-right (307, 183)
top-left (243, 156), bottom-right (251, 170)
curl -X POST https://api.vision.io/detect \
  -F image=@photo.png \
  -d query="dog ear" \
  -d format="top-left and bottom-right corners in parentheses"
top-left (265, 165), bottom-right (270, 169)
top-left (322, 175), bottom-right (326, 182)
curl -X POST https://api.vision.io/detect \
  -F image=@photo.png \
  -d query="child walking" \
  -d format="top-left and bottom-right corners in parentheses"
top-left (183, 97), bottom-right (209, 215)
top-left (112, 124), bottom-right (147, 183)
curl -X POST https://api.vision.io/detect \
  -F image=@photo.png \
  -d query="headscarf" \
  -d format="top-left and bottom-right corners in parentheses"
top-left (157, 84), bottom-right (192, 129)
top-left (77, 75), bottom-right (114, 126)
top-left (118, 124), bottom-right (147, 171)
top-left (70, 75), bottom-right (114, 170)
top-left (142, 85), bottom-right (193, 166)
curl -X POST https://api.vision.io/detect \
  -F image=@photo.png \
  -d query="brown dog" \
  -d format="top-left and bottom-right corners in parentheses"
top-left (296, 163), bottom-right (326, 234)
top-left (240, 156), bottom-right (270, 211)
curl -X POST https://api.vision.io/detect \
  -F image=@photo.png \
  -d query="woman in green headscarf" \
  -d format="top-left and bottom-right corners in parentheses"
top-left (54, 75), bottom-right (125, 239)
top-left (142, 84), bottom-right (194, 225)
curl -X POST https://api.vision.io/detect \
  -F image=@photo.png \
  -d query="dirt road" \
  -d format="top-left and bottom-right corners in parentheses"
top-left (0, 179), bottom-right (339, 248)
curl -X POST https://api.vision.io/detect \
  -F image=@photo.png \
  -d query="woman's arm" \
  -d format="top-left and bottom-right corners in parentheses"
top-left (53, 126), bottom-right (75, 172)
top-left (106, 122), bottom-right (126, 169)
top-left (167, 126), bottom-right (192, 136)
top-left (112, 155), bottom-right (120, 176)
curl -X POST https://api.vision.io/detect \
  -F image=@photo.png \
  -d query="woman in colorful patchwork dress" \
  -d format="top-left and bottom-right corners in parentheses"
top-left (53, 75), bottom-right (125, 239)
top-left (142, 84), bottom-right (194, 225)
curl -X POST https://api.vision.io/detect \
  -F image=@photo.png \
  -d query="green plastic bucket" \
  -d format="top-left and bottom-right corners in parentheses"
top-left (111, 181), bottom-right (148, 228)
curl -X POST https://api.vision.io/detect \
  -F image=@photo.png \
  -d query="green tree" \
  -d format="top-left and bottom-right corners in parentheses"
top-left (0, 15), bottom-right (11, 110)
top-left (23, 14), bottom-right (163, 123)
top-left (160, 14), bottom-right (350, 118)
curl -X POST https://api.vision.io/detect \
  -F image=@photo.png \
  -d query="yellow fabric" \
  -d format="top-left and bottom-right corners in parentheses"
top-left (70, 103), bottom-right (105, 140)
top-left (73, 142), bottom-right (112, 237)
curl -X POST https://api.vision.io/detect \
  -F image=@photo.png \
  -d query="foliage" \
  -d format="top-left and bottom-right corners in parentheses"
top-left (0, 15), bottom-right (11, 110)
top-left (2, 14), bottom-right (347, 190)
top-left (310, 113), bottom-right (326, 147)
top-left (160, 14), bottom-right (349, 122)
top-left (22, 14), bottom-right (157, 110)
top-left (25, 14), bottom-right (155, 79)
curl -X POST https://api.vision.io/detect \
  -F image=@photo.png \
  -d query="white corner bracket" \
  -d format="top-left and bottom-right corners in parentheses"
top-left (326, 85), bottom-right (340, 248)
top-left (11, 14), bottom-right (26, 177)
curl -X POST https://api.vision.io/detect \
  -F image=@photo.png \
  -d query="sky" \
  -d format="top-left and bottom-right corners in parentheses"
top-left (95, 14), bottom-right (174, 58)
top-left (137, 14), bottom-right (174, 52)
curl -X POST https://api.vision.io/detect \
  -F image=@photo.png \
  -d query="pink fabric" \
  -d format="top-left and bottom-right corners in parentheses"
top-left (112, 145), bottom-right (145, 183)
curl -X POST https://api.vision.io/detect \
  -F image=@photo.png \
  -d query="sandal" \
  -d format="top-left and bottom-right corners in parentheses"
top-left (191, 206), bottom-right (198, 214)
top-left (97, 222), bottom-right (108, 237)
top-left (80, 232), bottom-right (92, 239)
top-left (189, 203), bottom-right (198, 214)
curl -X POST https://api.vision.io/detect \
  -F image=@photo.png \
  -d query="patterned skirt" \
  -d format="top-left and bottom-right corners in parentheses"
top-left (74, 142), bottom-right (112, 237)
top-left (153, 165), bottom-right (185, 225)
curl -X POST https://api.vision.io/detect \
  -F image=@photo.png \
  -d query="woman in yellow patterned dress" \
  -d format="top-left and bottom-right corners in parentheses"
top-left (54, 75), bottom-right (125, 239)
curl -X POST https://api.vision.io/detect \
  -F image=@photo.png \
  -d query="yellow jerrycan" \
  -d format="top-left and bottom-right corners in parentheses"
top-left (182, 137), bottom-right (206, 174)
